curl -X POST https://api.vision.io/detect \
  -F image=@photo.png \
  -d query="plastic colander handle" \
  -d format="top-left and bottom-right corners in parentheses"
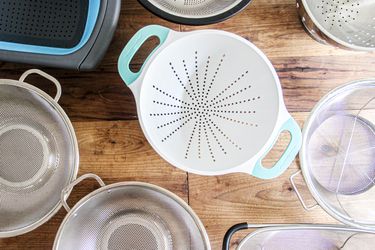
top-left (61, 173), bottom-right (106, 212)
top-left (118, 25), bottom-right (170, 86)
top-left (252, 117), bottom-right (302, 179)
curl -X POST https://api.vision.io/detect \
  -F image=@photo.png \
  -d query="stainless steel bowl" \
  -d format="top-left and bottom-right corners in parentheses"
top-left (0, 69), bottom-right (79, 237)
top-left (54, 174), bottom-right (211, 250)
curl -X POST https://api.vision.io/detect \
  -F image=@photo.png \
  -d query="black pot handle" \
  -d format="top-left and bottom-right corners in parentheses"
top-left (222, 222), bottom-right (249, 250)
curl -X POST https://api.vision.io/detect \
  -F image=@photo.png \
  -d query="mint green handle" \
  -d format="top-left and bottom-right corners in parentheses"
top-left (118, 25), bottom-right (170, 86)
top-left (252, 118), bottom-right (302, 180)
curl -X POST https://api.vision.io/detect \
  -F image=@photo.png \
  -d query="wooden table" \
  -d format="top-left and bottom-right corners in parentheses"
top-left (1, 0), bottom-right (374, 249)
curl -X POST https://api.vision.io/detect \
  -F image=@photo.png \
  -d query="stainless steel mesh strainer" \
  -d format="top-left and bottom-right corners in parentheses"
top-left (53, 174), bottom-right (211, 250)
top-left (291, 79), bottom-right (375, 231)
top-left (138, 0), bottom-right (252, 25)
top-left (297, 0), bottom-right (375, 51)
top-left (0, 69), bottom-right (79, 237)
top-left (223, 223), bottom-right (375, 250)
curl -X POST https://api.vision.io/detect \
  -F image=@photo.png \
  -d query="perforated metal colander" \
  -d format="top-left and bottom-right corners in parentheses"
top-left (138, 0), bottom-right (252, 25)
top-left (54, 174), bottom-right (210, 250)
top-left (0, 69), bottom-right (79, 237)
top-left (297, 0), bottom-right (375, 50)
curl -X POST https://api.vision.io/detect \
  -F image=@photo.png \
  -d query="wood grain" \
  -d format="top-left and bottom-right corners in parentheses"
top-left (0, 0), bottom-right (374, 249)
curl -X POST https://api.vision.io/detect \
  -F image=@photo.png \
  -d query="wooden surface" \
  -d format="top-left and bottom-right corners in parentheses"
top-left (0, 0), bottom-right (374, 249)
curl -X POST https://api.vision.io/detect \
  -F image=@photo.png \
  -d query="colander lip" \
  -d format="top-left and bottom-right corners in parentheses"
top-left (0, 79), bottom-right (79, 238)
top-left (137, 0), bottom-right (252, 25)
top-left (135, 29), bottom-right (287, 176)
top-left (237, 224), bottom-right (375, 249)
top-left (300, 0), bottom-right (375, 51)
top-left (53, 180), bottom-right (211, 250)
top-left (299, 79), bottom-right (375, 230)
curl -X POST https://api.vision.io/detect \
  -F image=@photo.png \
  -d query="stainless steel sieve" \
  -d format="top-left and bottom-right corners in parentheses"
top-left (291, 79), bottom-right (375, 231)
top-left (223, 223), bottom-right (375, 250)
top-left (297, 0), bottom-right (375, 51)
top-left (0, 69), bottom-right (79, 237)
top-left (54, 174), bottom-right (211, 250)
top-left (138, 0), bottom-right (252, 25)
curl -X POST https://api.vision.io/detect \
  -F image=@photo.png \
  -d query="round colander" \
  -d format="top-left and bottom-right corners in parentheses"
top-left (118, 25), bottom-right (302, 179)
top-left (0, 69), bottom-right (79, 237)
top-left (223, 223), bottom-right (375, 250)
top-left (297, 0), bottom-right (375, 51)
top-left (291, 80), bottom-right (375, 230)
top-left (138, 0), bottom-right (252, 25)
top-left (53, 174), bottom-right (211, 250)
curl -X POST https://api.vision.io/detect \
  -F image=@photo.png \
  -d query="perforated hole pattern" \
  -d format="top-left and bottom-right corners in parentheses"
top-left (0, 0), bottom-right (89, 48)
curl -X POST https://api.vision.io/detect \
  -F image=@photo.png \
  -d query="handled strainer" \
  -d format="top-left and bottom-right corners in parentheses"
top-left (53, 174), bottom-right (211, 250)
top-left (297, 0), bottom-right (375, 51)
top-left (138, 0), bottom-right (252, 25)
top-left (291, 79), bottom-right (375, 231)
top-left (0, 69), bottom-right (79, 237)
top-left (223, 223), bottom-right (375, 250)
top-left (118, 25), bottom-right (302, 179)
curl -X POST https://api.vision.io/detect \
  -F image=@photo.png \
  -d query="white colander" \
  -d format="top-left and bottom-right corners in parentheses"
top-left (118, 25), bottom-right (302, 179)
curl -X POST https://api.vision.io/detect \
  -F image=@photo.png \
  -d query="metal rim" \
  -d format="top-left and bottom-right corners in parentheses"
top-left (299, 79), bottom-right (375, 231)
top-left (238, 223), bottom-right (375, 249)
top-left (0, 79), bottom-right (79, 238)
top-left (53, 181), bottom-right (211, 249)
top-left (137, 0), bottom-right (252, 25)
top-left (300, 0), bottom-right (375, 51)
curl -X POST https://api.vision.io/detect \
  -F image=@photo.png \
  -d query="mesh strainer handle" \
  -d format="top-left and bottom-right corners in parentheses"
top-left (61, 173), bottom-right (106, 212)
top-left (19, 69), bottom-right (62, 102)
top-left (252, 117), bottom-right (302, 179)
top-left (118, 25), bottom-right (170, 86)
top-left (290, 170), bottom-right (318, 211)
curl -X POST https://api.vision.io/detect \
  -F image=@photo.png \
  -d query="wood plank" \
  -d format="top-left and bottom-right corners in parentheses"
top-left (188, 112), bottom-right (338, 250)
top-left (0, 120), bottom-right (188, 250)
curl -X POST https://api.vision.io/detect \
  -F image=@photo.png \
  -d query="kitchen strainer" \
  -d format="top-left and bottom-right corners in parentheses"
top-left (291, 79), bottom-right (375, 230)
top-left (0, 69), bottom-right (79, 237)
top-left (138, 0), bottom-right (252, 25)
top-left (53, 174), bottom-right (211, 250)
top-left (297, 0), bottom-right (375, 51)
top-left (118, 25), bottom-right (302, 179)
top-left (223, 223), bottom-right (375, 250)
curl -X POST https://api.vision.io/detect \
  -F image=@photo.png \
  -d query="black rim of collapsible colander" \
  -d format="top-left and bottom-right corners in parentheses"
top-left (137, 0), bottom-right (253, 25)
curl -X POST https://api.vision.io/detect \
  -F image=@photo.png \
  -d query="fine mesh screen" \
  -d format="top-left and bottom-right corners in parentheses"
top-left (0, 128), bottom-right (44, 183)
top-left (0, 0), bottom-right (89, 48)
top-left (108, 224), bottom-right (159, 250)
top-left (0, 82), bottom-right (76, 234)
top-left (149, 0), bottom-right (243, 18)
top-left (54, 184), bottom-right (209, 250)
top-left (302, 80), bottom-right (375, 226)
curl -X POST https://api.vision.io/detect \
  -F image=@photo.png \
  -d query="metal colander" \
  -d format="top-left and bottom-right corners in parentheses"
top-left (138, 0), bottom-right (252, 25)
top-left (54, 174), bottom-right (210, 250)
top-left (297, 0), bottom-right (375, 50)
top-left (223, 223), bottom-right (375, 250)
top-left (0, 69), bottom-right (79, 237)
top-left (292, 79), bottom-right (375, 230)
